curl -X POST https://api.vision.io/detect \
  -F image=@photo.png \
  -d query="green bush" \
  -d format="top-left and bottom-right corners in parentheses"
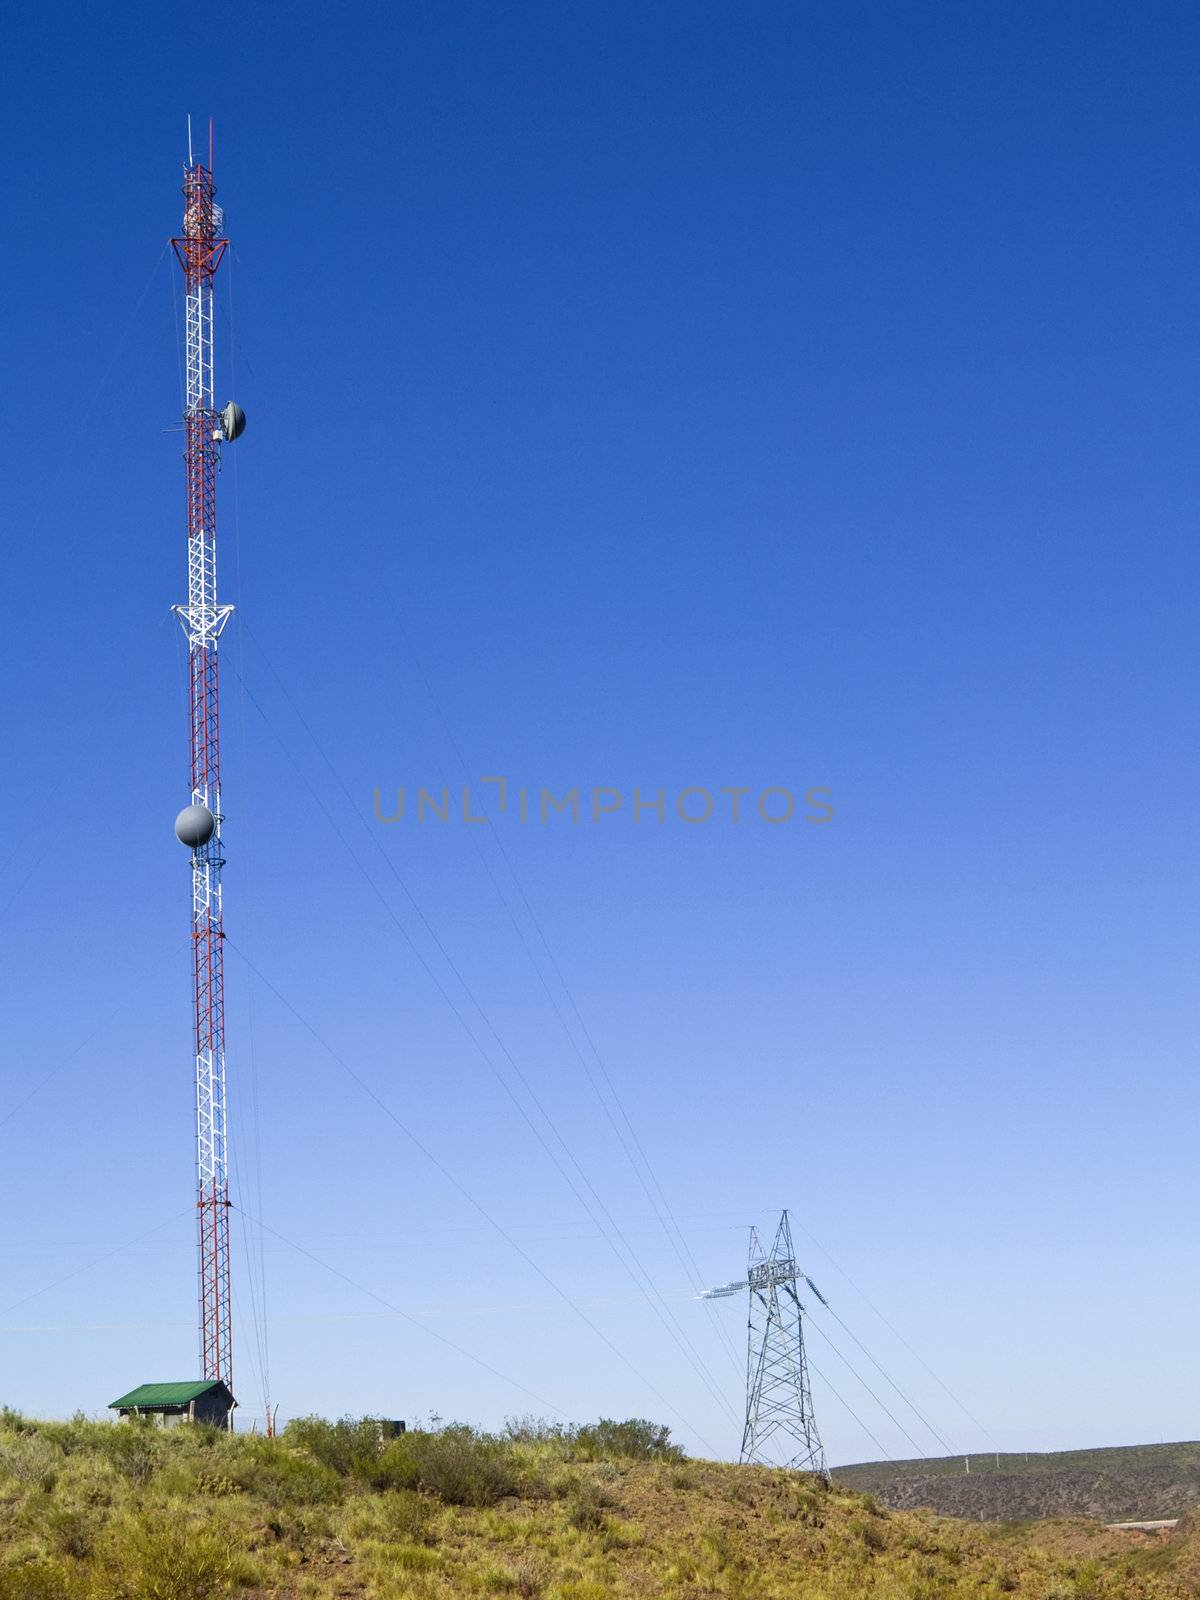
top-left (374, 1428), bottom-right (520, 1507)
top-left (851, 1514), bottom-right (888, 1552)
top-left (569, 1419), bottom-right (682, 1463)
top-left (503, 1417), bottom-right (564, 1446)
top-left (376, 1488), bottom-right (439, 1544)
top-left (38, 1417), bottom-right (123, 1461)
top-left (45, 1507), bottom-right (95, 1560)
top-left (191, 1471), bottom-right (238, 1499)
top-left (94, 1423), bottom-right (158, 1487)
top-left (226, 1438), bottom-right (341, 1506)
top-left (281, 1415), bottom-right (384, 1479)
top-left (503, 1416), bottom-right (683, 1464)
top-left (565, 1477), bottom-right (615, 1532)
top-left (0, 1560), bottom-right (85, 1600)
top-left (507, 1554), bottom-right (549, 1598)
top-left (0, 1437), bottom-right (60, 1494)
top-left (105, 1518), bottom-right (235, 1600)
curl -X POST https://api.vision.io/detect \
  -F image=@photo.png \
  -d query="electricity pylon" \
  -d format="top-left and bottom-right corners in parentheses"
top-left (742, 1212), bottom-right (826, 1474)
top-left (702, 1211), bottom-right (827, 1475)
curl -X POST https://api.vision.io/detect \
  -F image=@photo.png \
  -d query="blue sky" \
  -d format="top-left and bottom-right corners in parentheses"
top-left (1, 1), bottom-right (1197, 1462)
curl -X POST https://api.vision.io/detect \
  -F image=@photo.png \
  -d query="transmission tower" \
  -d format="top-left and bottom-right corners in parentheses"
top-left (169, 121), bottom-right (245, 1408)
top-left (740, 1213), bottom-right (826, 1474)
top-left (701, 1211), bottom-right (827, 1474)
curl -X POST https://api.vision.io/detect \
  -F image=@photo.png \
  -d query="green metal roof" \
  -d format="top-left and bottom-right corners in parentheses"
top-left (109, 1381), bottom-right (227, 1410)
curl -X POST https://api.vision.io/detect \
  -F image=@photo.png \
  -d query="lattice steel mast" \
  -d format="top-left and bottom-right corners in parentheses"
top-left (741, 1213), bottom-right (826, 1473)
top-left (738, 1213), bottom-right (826, 1474)
top-left (699, 1211), bottom-right (828, 1471)
top-left (170, 126), bottom-right (242, 1399)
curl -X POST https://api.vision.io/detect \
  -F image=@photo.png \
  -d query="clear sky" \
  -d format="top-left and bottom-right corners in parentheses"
top-left (1, 1), bottom-right (1196, 1463)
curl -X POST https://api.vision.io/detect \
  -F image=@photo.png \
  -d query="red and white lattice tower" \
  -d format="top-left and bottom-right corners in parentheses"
top-left (171, 131), bottom-right (235, 1397)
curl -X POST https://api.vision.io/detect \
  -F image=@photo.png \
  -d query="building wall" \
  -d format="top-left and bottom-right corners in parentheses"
top-left (193, 1393), bottom-right (233, 1429)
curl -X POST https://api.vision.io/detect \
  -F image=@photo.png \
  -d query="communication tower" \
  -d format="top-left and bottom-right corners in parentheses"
top-left (169, 122), bottom-right (245, 1401)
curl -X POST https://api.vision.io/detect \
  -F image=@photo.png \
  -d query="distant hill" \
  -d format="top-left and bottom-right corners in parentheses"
top-left (834, 1441), bottom-right (1200, 1522)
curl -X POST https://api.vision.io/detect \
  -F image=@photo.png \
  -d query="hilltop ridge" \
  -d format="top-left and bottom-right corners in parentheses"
top-left (834, 1441), bottom-right (1200, 1522)
top-left (2, 1411), bottom-right (1200, 1597)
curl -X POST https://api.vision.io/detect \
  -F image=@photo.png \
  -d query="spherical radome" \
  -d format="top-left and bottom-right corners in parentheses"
top-left (175, 803), bottom-right (216, 848)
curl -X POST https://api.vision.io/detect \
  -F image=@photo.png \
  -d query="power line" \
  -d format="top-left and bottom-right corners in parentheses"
top-left (792, 1220), bottom-right (1001, 1452)
top-left (387, 652), bottom-right (746, 1381)
top-left (224, 250), bottom-right (273, 1426)
top-left (236, 632), bottom-right (743, 1417)
top-left (0, 1287), bottom-right (708, 1337)
top-left (233, 1204), bottom-right (568, 1417)
top-left (0, 621), bottom-right (174, 923)
top-left (0, 1210), bottom-right (191, 1322)
top-left (806, 1356), bottom-right (894, 1465)
top-left (226, 655), bottom-right (741, 1433)
top-left (0, 1001), bottom-right (127, 1134)
top-left (224, 937), bottom-right (724, 1454)
top-left (304, 611), bottom-right (744, 1386)
top-left (805, 1317), bottom-right (930, 1461)
top-left (249, 1220), bottom-right (747, 1248)
top-left (367, 621), bottom-right (745, 1376)
top-left (815, 1299), bottom-right (957, 1456)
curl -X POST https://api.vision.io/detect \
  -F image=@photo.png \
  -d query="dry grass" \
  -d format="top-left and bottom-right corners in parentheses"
top-left (0, 1411), bottom-right (1195, 1599)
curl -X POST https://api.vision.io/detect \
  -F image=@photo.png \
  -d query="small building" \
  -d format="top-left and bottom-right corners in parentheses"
top-left (109, 1380), bottom-right (236, 1430)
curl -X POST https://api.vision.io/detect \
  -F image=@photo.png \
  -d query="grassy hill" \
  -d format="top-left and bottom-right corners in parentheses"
top-left (1, 1409), bottom-right (1200, 1598)
top-left (834, 1443), bottom-right (1200, 1522)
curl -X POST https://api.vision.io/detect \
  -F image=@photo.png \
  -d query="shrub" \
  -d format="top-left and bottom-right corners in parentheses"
top-left (507, 1554), bottom-right (549, 1598)
top-left (226, 1439), bottom-right (341, 1507)
top-left (281, 1416), bottom-right (383, 1479)
top-left (378, 1488), bottom-right (438, 1544)
top-left (95, 1423), bottom-right (158, 1487)
top-left (192, 1471), bottom-right (238, 1499)
top-left (106, 1518), bottom-right (235, 1600)
top-left (45, 1507), bottom-right (95, 1560)
top-left (569, 1420), bottom-right (683, 1464)
top-left (503, 1418), bottom-right (565, 1447)
top-left (0, 1441), bottom-right (60, 1495)
top-left (503, 1417), bottom-right (683, 1465)
top-left (377, 1544), bottom-right (439, 1574)
top-left (565, 1478), bottom-right (615, 1532)
top-left (375, 1428), bottom-right (520, 1507)
top-left (0, 1561), bottom-right (85, 1600)
top-left (556, 1584), bottom-right (608, 1600)
top-left (851, 1514), bottom-right (888, 1552)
